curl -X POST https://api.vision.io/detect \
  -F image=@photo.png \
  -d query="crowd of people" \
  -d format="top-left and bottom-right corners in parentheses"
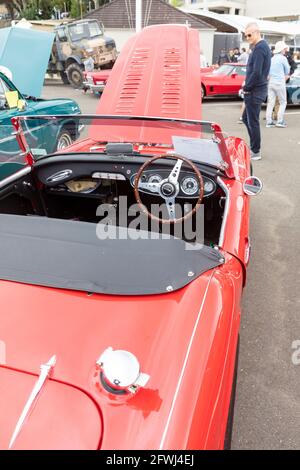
top-left (217, 45), bottom-right (299, 68)
top-left (215, 28), bottom-right (299, 161)
top-left (244, 24), bottom-right (299, 160)
top-left (218, 47), bottom-right (250, 65)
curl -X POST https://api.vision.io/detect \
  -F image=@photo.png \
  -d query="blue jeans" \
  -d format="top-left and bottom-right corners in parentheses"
top-left (242, 89), bottom-right (267, 154)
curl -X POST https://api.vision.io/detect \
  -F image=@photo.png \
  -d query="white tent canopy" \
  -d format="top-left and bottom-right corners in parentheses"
top-left (180, 9), bottom-right (300, 37)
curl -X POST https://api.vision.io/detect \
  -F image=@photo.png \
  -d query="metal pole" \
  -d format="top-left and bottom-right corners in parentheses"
top-left (136, 0), bottom-right (142, 33)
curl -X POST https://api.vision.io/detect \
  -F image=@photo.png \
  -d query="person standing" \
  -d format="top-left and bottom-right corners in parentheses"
top-left (238, 48), bottom-right (249, 64)
top-left (285, 49), bottom-right (297, 76)
top-left (266, 41), bottom-right (290, 128)
top-left (200, 49), bottom-right (207, 68)
top-left (228, 49), bottom-right (235, 62)
top-left (242, 23), bottom-right (271, 161)
top-left (232, 48), bottom-right (240, 62)
top-left (218, 49), bottom-right (229, 66)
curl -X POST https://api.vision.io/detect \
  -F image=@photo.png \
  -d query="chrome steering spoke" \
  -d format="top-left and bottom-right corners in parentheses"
top-left (138, 180), bottom-right (160, 194)
top-left (168, 159), bottom-right (183, 185)
top-left (165, 198), bottom-right (176, 221)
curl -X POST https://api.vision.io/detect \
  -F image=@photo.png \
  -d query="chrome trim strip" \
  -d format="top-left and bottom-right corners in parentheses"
top-left (217, 176), bottom-right (230, 248)
top-left (0, 166), bottom-right (31, 189)
top-left (0, 124), bottom-right (48, 145)
top-left (9, 355), bottom-right (56, 449)
top-left (159, 270), bottom-right (214, 450)
top-left (46, 169), bottom-right (73, 183)
top-left (92, 171), bottom-right (126, 181)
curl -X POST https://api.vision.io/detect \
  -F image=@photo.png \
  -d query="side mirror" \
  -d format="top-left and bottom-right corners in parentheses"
top-left (243, 176), bottom-right (263, 196)
top-left (231, 72), bottom-right (237, 78)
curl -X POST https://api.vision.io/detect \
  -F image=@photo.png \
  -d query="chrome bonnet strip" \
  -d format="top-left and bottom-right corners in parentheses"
top-left (9, 355), bottom-right (56, 449)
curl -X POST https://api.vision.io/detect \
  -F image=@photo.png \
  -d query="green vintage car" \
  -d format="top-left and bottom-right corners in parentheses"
top-left (287, 68), bottom-right (300, 104)
top-left (0, 71), bottom-right (81, 180)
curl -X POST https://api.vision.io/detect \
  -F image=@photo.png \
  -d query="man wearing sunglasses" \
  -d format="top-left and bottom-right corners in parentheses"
top-left (242, 23), bottom-right (271, 161)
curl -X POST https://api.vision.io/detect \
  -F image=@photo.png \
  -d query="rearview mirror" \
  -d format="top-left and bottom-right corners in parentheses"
top-left (243, 176), bottom-right (263, 196)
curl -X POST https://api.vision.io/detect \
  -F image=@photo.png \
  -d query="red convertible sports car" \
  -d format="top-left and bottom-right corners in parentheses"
top-left (0, 25), bottom-right (261, 450)
top-left (201, 63), bottom-right (247, 99)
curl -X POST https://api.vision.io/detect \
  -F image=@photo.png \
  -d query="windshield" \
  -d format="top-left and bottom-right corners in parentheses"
top-left (212, 64), bottom-right (234, 75)
top-left (10, 115), bottom-right (230, 172)
top-left (68, 21), bottom-right (103, 41)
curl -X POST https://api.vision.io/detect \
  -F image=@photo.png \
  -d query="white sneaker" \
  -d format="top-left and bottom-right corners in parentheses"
top-left (276, 121), bottom-right (287, 128)
top-left (250, 152), bottom-right (262, 161)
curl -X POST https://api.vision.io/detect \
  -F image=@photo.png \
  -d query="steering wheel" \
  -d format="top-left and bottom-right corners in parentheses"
top-left (134, 154), bottom-right (204, 224)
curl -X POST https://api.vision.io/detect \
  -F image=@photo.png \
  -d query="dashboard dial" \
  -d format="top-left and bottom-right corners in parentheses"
top-left (181, 176), bottom-right (199, 196)
top-left (204, 180), bottom-right (215, 194)
top-left (148, 174), bottom-right (163, 184)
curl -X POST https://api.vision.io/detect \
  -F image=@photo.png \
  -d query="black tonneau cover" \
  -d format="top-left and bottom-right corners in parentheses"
top-left (0, 215), bottom-right (223, 295)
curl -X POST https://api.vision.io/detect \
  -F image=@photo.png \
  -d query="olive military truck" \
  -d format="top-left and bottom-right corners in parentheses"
top-left (29, 19), bottom-right (117, 88)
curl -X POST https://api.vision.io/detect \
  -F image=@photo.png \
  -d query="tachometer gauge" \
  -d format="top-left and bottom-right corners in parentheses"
top-left (181, 176), bottom-right (199, 196)
top-left (204, 180), bottom-right (215, 194)
top-left (148, 174), bottom-right (162, 184)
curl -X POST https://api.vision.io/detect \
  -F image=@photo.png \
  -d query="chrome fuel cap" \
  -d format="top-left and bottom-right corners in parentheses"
top-left (97, 347), bottom-right (150, 394)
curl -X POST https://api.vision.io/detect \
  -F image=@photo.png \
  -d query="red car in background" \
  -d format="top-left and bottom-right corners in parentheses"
top-left (83, 69), bottom-right (111, 94)
top-left (84, 67), bottom-right (217, 95)
top-left (201, 63), bottom-right (247, 99)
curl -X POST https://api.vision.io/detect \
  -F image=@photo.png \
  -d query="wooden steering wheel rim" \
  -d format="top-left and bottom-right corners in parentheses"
top-left (133, 153), bottom-right (204, 224)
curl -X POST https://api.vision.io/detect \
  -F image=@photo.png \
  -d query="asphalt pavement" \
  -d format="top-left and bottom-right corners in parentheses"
top-left (42, 82), bottom-right (300, 450)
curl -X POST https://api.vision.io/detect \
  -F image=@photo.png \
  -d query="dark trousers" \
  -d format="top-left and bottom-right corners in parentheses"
top-left (242, 90), bottom-right (266, 154)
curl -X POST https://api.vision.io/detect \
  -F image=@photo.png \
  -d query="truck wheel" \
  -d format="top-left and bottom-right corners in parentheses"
top-left (66, 63), bottom-right (84, 88)
top-left (60, 71), bottom-right (70, 85)
top-left (56, 128), bottom-right (74, 150)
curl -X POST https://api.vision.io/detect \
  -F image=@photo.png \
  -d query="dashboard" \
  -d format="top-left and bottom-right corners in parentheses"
top-left (34, 155), bottom-right (218, 199)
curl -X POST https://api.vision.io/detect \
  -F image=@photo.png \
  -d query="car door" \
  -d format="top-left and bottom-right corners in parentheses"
top-left (215, 65), bottom-right (237, 95)
top-left (233, 65), bottom-right (247, 94)
top-left (0, 75), bottom-right (37, 180)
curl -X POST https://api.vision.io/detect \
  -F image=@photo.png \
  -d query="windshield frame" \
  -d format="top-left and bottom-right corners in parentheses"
top-left (11, 114), bottom-right (234, 178)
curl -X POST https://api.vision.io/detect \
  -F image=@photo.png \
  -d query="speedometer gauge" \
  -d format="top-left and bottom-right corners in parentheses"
top-left (181, 176), bottom-right (199, 196)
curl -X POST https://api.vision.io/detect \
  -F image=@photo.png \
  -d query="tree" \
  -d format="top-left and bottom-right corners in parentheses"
top-left (0, 1), bottom-right (29, 19)
top-left (0, 0), bottom-right (102, 20)
top-left (70, 0), bottom-right (87, 18)
top-left (170, 0), bottom-right (183, 7)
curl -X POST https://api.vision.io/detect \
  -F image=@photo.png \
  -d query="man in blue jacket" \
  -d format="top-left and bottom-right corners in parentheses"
top-left (242, 23), bottom-right (271, 161)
